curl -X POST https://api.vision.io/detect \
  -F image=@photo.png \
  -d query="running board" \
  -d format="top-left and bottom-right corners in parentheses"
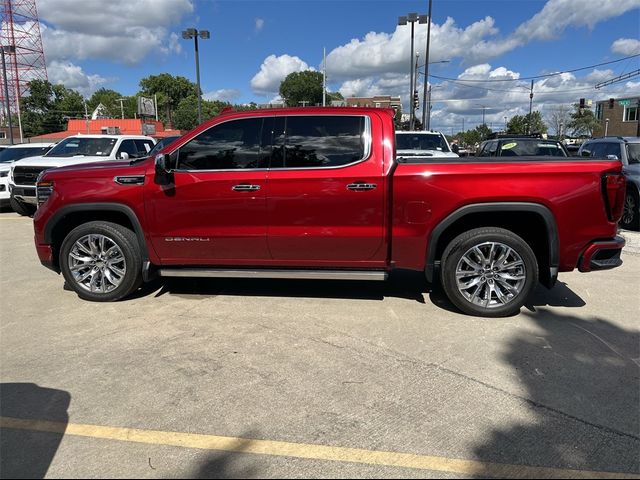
top-left (158, 268), bottom-right (388, 281)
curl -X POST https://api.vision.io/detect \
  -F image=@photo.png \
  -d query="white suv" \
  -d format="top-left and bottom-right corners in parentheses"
top-left (0, 143), bottom-right (54, 210)
top-left (9, 135), bottom-right (156, 215)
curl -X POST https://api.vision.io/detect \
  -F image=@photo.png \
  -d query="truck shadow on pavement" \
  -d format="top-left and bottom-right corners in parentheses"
top-left (473, 309), bottom-right (640, 475)
top-left (144, 270), bottom-right (587, 314)
top-left (192, 435), bottom-right (259, 479)
top-left (0, 383), bottom-right (71, 479)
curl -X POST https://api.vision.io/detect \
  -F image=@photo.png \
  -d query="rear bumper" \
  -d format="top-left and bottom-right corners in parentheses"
top-left (578, 236), bottom-right (625, 272)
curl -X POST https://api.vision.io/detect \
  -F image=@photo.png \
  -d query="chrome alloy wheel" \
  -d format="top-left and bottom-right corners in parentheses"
top-left (455, 241), bottom-right (526, 309)
top-left (68, 234), bottom-right (126, 293)
top-left (622, 193), bottom-right (636, 226)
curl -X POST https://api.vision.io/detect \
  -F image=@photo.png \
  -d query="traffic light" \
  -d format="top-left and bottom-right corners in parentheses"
top-left (413, 91), bottom-right (419, 110)
top-left (609, 98), bottom-right (615, 109)
top-left (579, 98), bottom-right (585, 109)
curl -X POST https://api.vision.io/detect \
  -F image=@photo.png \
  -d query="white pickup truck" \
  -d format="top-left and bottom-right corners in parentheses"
top-left (9, 134), bottom-right (155, 215)
top-left (395, 130), bottom-right (459, 159)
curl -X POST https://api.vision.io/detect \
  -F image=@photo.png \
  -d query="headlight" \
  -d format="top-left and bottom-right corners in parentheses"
top-left (36, 180), bottom-right (54, 206)
top-left (0, 171), bottom-right (8, 178)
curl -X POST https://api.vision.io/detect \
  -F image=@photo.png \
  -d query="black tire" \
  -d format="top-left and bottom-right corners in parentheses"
top-left (9, 196), bottom-right (36, 216)
top-left (440, 227), bottom-right (538, 317)
top-left (59, 221), bottom-right (143, 301)
top-left (620, 188), bottom-right (639, 231)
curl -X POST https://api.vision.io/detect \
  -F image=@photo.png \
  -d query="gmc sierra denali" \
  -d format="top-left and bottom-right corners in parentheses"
top-left (32, 107), bottom-right (626, 317)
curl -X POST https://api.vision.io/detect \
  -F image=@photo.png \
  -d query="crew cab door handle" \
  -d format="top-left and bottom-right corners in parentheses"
top-left (346, 183), bottom-right (377, 191)
top-left (232, 184), bottom-right (261, 192)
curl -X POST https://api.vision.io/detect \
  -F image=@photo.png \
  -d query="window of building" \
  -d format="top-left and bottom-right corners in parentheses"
top-left (177, 117), bottom-right (266, 170)
top-left (595, 103), bottom-right (603, 120)
top-left (624, 106), bottom-right (638, 122)
top-left (271, 115), bottom-right (367, 169)
top-left (0, 131), bottom-right (6, 139)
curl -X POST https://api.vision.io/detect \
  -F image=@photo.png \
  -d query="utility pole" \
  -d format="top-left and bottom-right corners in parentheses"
top-left (322, 47), bottom-right (326, 107)
top-left (528, 79), bottom-right (534, 134)
top-left (117, 98), bottom-right (126, 119)
top-left (1, 46), bottom-right (15, 145)
top-left (421, 0), bottom-right (433, 130)
top-left (83, 100), bottom-right (90, 134)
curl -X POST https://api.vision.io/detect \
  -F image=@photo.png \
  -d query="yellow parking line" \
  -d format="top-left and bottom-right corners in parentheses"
top-left (1, 416), bottom-right (636, 479)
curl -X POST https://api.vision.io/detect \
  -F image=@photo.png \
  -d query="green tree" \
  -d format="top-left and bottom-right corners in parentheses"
top-left (172, 96), bottom-right (232, 130)
top-left (139, 74), bottom-right (197, 126)
top-left (279, 71), bottom-right (323, 107)
top-left (20, 80), bottom-right (85, 137)
top-left (506, 111), bottom-right (547, 135)
top-left (326, 91), bottom-right (344, 104)
top-left (567, 103), bottom-right (599, 137)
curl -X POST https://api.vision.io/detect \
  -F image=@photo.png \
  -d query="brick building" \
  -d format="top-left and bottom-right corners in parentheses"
top-left (593, 96), bottom-right (640, 137)
top-left (345, 95), bottom-right (401, 110)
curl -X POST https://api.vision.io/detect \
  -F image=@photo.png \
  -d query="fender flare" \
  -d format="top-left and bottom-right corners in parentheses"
top-left (44, 202), bottom-right (149, 262)
top-left (425, 202), bottom-right (559, 284)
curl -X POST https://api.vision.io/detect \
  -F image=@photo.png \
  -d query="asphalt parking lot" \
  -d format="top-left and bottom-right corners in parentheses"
top-left (1, 211), bottom-right (638, 479)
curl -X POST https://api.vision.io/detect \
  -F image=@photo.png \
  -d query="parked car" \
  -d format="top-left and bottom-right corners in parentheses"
top-left (9, 135), bottom-right (156, 216)
top-left (396, 131), bottom-right (458, 158)
top-left (477, 136), bottom-right (570, 157)
top-left (0, 143), bottom-right (54, 210)
top-left (32, 107), bottom-right (625, 317)
top-left (148, 135), bottom-right (181, 156)
top-left (578, 136), bottom-right (640, 231)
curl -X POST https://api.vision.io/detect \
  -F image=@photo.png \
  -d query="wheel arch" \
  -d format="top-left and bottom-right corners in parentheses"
top-left (425, 202), bottom-right (559, 288)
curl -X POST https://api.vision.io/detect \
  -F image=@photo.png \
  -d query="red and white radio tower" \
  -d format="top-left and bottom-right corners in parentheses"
top-left (1, 0), bottom-right (48, 125)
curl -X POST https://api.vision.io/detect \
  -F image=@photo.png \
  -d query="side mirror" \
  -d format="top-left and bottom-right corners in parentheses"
top-left (606, 154), bottom-right (619, 160)
top-left (154, 153), bottom-right (175, 185)
top-left (581, 149), bottom-right (591, 157)
top-left (119, 152), bottom-right (130, 160)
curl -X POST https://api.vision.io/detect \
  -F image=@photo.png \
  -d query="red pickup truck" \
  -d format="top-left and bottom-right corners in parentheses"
top-left (32, 107), bottom-right (626, 317)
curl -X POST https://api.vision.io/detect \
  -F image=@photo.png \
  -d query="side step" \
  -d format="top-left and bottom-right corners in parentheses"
top-left (158, 268), bottom-right (388, 281)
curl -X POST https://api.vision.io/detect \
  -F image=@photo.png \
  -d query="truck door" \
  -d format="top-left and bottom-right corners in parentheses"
top-left (265, 114), bottom-right (386, 265)
top-left (145, 116), bottom-right (271, 264)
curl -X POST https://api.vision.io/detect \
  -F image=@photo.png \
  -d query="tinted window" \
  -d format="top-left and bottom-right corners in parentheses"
top-left (178, 118), bottom-right (266, 170)
top-left (626, 144), bottom-right (640, 165)
top-left (499, 140), bottom-right (567, 157)
top-left (271, 115), bottom-right (366, 169)
top-left (135, 140), bottom-right (154, 156)
top-left (117, 140), bottom-right (138, 158)
top-left (396, 133), bottom-right (450, 152)
top-left (603, 143), bottom-right (622, 159)
top-left (0, 146), bottom-right (50, 163)
top-left (479, 141), bottom-right (497, 157)
top-left (589, 143), bottom-right (607, 158)
top-left (148, 136), bottom-right (180, 156)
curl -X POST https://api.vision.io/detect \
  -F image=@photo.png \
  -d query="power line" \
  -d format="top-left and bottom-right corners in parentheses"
top-left (430, 54), bottom-right (640, 83)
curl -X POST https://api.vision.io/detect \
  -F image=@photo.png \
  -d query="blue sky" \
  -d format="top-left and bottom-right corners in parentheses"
top-left (35, 0), bottom-right (640, 131)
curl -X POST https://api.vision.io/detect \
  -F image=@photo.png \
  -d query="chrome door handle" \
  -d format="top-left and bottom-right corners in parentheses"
top-left (346, 183), bottom-right (377, 191)
top-left (232, 184), bottom-right (261, 192)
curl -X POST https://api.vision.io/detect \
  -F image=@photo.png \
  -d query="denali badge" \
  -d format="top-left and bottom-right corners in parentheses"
top-left (165, 237), bottom-right (211, 242)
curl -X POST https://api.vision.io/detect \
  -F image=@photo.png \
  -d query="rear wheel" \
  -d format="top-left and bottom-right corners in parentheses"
top-left (59, 221), bottom-right (143, 301)
top-left (9, 196), bottom-right (36, 216)
top-left (440, 227), bottom-right (538, 317)
top-left (620, 188), bottom-right (639, 231)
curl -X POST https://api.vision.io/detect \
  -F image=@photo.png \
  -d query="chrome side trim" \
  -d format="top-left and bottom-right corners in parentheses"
top-left (158, 268), bottom-right (388, 281)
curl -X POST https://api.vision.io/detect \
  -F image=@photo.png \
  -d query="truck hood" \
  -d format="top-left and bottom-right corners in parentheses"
top-left (11, 155), bottom-right (118, 169)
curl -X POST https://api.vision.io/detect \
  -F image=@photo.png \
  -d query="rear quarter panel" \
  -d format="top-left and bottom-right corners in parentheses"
top-left (392, 159), bottom-right (622, 272)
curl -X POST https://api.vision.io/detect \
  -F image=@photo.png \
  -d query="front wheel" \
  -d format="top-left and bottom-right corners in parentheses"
top-left (440, 227), bottom-right (538, 317)
top-left (9, 196), bottom-right (36, 216)
top-left (59, 221), bottom-right (143, 301)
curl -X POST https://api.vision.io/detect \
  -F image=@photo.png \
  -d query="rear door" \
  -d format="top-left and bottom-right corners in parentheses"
top-left (265, 114), bottom-right (386, 265)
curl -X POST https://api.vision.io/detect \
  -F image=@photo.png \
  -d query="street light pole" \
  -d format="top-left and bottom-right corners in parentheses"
top-left (398, 13), bottom-right (427, 130)
top-left (1, 45), bottom-right (16, 145)
top-left (421, 0), bottom-right (433, 130)
top-left (182, 28), bottom-right (210, 126)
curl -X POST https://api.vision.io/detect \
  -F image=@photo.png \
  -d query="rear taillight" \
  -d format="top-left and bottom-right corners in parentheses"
top-left (601, 173), bottom-right (626, 222)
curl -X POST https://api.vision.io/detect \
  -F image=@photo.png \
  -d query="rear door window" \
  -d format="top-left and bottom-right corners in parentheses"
top-left (270, 115), bottom-right (367, 169)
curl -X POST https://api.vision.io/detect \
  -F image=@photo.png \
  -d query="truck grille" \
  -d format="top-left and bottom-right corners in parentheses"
top-left (13, 166), bottom-right (48, 186)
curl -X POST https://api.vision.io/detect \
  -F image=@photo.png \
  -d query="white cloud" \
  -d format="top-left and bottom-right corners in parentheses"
top-left (255, 18), bottom-right (265, 33)
top-left (611, 38), bottom-right (640, 55)
top-left (38, 0), bottom-right (193, 65)
top-left (203, 89), bottom-right (242, 102)
top-left (250, 54), bottom-right (314, 95)
top-left (47, 60), bottom-right (108, 96)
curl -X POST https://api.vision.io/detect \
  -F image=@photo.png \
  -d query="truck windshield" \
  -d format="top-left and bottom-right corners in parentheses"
top-left (396, 133), bottom-right (450, 152)
top-left (46, 138), bottom-right (117, 158)
top-left (0, 146), bottom-right (50, 163)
